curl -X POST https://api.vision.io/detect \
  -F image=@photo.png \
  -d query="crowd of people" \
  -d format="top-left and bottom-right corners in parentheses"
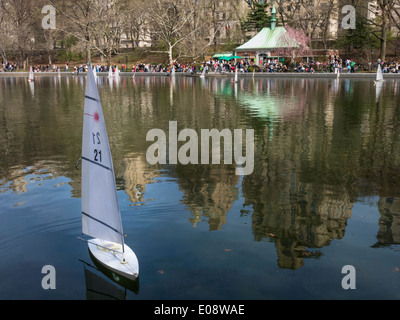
top-left (1, 61), bottom-right (19, 71)
top-left (2, 56), bottom-right (400, 74)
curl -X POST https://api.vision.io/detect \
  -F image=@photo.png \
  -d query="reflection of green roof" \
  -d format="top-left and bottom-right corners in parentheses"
top-left (235, 27), bottom-right (292, 51)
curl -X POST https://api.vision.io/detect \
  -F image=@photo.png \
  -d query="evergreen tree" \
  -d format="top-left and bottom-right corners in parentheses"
top-left (241, 1), bottom-right (270, 33)
top-left (335, 15), bottom-right (378, 53)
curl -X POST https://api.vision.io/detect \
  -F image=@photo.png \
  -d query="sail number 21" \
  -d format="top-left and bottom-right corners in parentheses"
top-left (92, 132), bottom-right (102, 162)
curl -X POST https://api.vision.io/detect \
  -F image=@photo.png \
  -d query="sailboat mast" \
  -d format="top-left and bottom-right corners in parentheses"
top-left (114, 187), bottom-right (125, 254)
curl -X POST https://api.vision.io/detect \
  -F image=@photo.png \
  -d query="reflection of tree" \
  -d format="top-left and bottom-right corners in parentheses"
top-left (240, 78), bottom-right (400, 269)
top-left (3, 75), bottom-right (400, 271)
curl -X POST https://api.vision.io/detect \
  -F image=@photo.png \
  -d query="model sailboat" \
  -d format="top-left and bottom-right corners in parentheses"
top-left (80, 63), bottom-right (139, 280)
top-left (200, 66), bottom-right (206, 78)
top-left (28, 66), bottom-right (34, 82)
top-left (375, 65), bottom-right (383, 101)
top-left (374, 64), bottom-right (384, 85)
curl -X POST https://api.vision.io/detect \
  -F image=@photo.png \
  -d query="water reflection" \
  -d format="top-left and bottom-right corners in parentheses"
top-left (1, 75), bottom-right (400, 274)
top-left (374, 197), bottom-right (400, 247)
top-left (82, 257), bottom-right (139, 299)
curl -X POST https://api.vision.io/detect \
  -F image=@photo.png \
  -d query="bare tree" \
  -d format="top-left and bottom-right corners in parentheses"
top-left (122, 0), bottom-right (149, 49)
top-left (0, 0), bottom-right (41, 69)
top-left (277, 0), bottom-right (339, 49)
top-left (49, 0), bottom-right (95, 62)
top-left (146, 0), bottom-right (243, 64)
top-left (356, 0), bottom-right (397, 61)
top-left (145, 0), bottom-right (207, 64)
top-left (50, 0), bottom-right (135, 64)
top-left (0, 3), bottom-right (11, 62)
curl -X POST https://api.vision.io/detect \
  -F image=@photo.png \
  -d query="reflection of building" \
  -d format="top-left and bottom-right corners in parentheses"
top-left (241, 78), bottom-right (354, 269)
top-left (374, 197), bottom-right (400, 247)
top-left (119, 154), bottom-right (159, 203)
top-left (248, 182), bottom-right (353, 269)
top-left (175, 164), bottom-right (239, 231)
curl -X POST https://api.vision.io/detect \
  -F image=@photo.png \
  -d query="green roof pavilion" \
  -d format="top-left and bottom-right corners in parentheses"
top-left (235, 5), bottom-right (294, 65)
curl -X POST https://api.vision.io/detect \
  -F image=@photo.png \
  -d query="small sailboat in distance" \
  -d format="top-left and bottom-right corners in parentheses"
top-left (79, 63), bottom-right (139, 280)
top-left (374, 64), bottom-right (384, 85)
top-left (92, 66), bottom-right (97, 81)
top-left (28, 66), bottom-right (34, 82)
top-left (200, 66), bottom-right (206, 78)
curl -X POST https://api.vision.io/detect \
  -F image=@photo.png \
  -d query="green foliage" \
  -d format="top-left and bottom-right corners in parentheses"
top-left (59, 35), bottom-right (78, 50)
top-left (56, 35), bottom-right (81, 62)
top-left (57, 49), bottom-right (83, 63)
top-left (241, 2), bottom-right (271, 33)
top-left (335, 16), bottom-right (378, 51)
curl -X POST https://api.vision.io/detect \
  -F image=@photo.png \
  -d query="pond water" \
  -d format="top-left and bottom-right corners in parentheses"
top-left (0, 74), bottom-right (399, 300)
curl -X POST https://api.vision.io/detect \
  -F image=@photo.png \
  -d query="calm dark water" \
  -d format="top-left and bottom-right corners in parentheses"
top-left (0, 74), bottom-right (399, 299)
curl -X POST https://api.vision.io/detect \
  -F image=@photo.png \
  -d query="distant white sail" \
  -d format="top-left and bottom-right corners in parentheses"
top-left (81, 64), bottom-right (124, 245)
top-left (28, 66), bottom-right (34, 82)
top-left (376, 64), bottom-right (384, 82)
top-left (200, 66), bottom-right (206, 78)
top-left (108, 67), bottom-right (112, 78)
top-left (92, 67), bottom-right (97, 81)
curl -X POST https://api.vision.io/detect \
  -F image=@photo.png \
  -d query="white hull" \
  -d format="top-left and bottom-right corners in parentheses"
top-left (88, 238), bottom-right (139, 280)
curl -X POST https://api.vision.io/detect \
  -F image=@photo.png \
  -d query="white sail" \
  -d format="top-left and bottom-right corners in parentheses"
top-left (81, 63), bottom-right (124, 246)
top-left (171, 65), bottom-right (175, 77)
top-left (115, 67), bottom-right (120, 80)
top-left (58, 68), bottom-right (61, 78)
top-left (376, 64), bottom-right (384, 81)
top-left (29, 66), bottom-right (34, 81)
top-left (200, 66), bottom-right (206, 78)
top-left (234, 66), bottom-right (238, 82)
top-left (108, 67), bottom-right (112, 78)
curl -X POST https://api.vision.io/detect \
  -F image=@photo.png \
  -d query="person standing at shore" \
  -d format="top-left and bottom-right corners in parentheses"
top-left (334, 60), bottom-right (339, 74)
